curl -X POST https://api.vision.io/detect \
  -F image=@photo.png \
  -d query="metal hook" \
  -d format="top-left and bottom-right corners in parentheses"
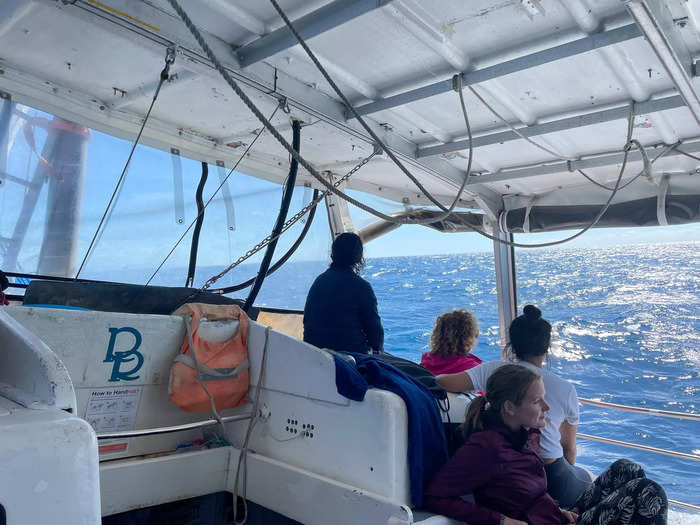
top-left (161, 45), bottom-right (178, 81)
top-left (278, 97), bottom-right (291, 114)
top-left (166, 45), bottom-right (178, 66)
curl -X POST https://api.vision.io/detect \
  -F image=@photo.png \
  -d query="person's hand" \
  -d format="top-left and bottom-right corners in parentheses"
top-left (560, 509), bottom-right (579, 523)
top-left (502, 517), bottom-right (527, 525)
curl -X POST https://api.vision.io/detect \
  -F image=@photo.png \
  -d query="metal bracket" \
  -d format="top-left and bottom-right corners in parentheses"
top-left (165, 45), bottom-right (178, 66)
top-left (451, 73), bottom-right (463, 93)
top-left (277, 96), bottom-right (291, 114)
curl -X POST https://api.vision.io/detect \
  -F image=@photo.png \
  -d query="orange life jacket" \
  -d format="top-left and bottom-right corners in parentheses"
top-left (169, 303), bottom-right (250, 412)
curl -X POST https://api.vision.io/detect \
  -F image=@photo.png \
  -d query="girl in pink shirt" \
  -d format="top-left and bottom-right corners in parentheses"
top-left (420, 309), bottom-right (482, 375)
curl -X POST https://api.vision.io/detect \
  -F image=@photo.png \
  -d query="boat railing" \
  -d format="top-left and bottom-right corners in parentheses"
top-left (579, 397), bottom-right (700, 421)
top-left (576, 397), bottom-right (699, 512)
top-left (95, 413), bottom-right (253, 440)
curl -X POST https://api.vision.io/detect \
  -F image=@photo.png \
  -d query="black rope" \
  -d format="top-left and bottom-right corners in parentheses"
top-left (242, 120), bottom-right (301, 312)
top-left (185, 162), bottom-right (209, 287)
top-left (212, 189), bottom-right (319, 294)
top-left (76, 50), bottom-right (175, 278)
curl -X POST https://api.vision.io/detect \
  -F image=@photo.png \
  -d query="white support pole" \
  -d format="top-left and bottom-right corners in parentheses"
top-left (492, 227), bottom-right (517, 355)
top-left (324, 172), bottom-right (355, 238)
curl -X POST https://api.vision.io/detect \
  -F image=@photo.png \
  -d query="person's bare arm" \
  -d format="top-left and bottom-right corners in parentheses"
top-left (437, 372), bottom-right (475, 393)
top-left (560, 420), bottom-right (578, 465)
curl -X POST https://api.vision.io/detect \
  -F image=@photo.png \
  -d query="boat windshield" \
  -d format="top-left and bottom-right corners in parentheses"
top-left (0, 99), bottom-right (337, 308)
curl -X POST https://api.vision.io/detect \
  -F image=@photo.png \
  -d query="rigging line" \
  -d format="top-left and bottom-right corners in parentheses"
top-left (200, 151), bottom-right (376, 291)
top-left (446, 104), bottom-right (638, 248)
top-left (144, 104), bottom-right (280, 287)
top-left (577, 141), bottom-right (676, 191)
top-left (467, 85), bottom-right (578, 161)
top-left (204, 104), bottom-right (634, 271)
top-left (232, 327), bottom-right (271, 525)
top-left (166, 0), bottom-right (471, 226)
top-left (168, 0), bottom-right (641, 250)
top-left (672, 144), bottom-right (700, 162)
top-left (456, 75), bottom-right (474, 188)
top-left (267, 0), bottom-right (472, 219)
top-left (76, 49), bottom-right (175, 278)
top-left (578, 398), bottom-right (700, 422)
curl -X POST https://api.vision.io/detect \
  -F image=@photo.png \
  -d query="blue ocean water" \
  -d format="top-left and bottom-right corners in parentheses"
top-left (122, 241), bottom-right (700, 513)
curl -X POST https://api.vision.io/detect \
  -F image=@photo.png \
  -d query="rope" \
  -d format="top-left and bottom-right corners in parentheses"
top-left (577, 432), bottom-right (700, 462)
top-left (200, 73), bottom-right (473, 293)
top-left (232, 326), bottom-right (271, 525)
top-left (167, 0), bottom-right (649, 251)
top-left (673, 144), bottom-right (700, 162)
top-left (76, 47), bottom-right (176, 278)
top-left (145, 104), bottom-right (280, 286)
top-left (576, 140), bottom-right (671, 191)
top-left (468, 85), bottom-right (577, 161)
top-left (456, 105), bottom-right (639, 248)
top-left (198, 102), bottom-right (637, 283)
top-left (200, 152), bottom-right (376, 290)
top-left (579, 398), bottom-right (700, 422)
top-left (165, 0), bottom-right (472, 227)
top-left (266, 0), bottom-right (474, 223)
top-left (456, 75), bottom-right (474, 189)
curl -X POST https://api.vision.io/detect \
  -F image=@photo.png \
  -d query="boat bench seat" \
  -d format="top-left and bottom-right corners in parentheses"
top-left (5, 304), bottom-right (470, 522)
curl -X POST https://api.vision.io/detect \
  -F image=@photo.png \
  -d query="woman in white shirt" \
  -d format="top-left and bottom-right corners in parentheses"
top-left (437, 304), bottom-right (592, 508)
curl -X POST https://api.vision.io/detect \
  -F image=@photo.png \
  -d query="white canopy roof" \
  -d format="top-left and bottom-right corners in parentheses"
top-left (2, 0), bottom-right (700, 218)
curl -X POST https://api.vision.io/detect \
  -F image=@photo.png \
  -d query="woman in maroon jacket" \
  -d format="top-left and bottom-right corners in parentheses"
top-left (424, 364), bottom-right (668, 525)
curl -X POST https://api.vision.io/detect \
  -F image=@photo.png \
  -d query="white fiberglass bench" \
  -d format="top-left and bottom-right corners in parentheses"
top-left (3, 305), bottom-right (464, 524)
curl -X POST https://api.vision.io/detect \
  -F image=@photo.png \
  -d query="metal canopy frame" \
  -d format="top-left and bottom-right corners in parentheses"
top-left (237, 0), bottom-right (395, 68)
top-left (470, 137), bottom-right (700, 186)
top-left (1, 0), bottom-right (697, 208)
top-left (418, 94), bottom-right (685, 158)
top-left (352, 22), bottom-right (643, 118)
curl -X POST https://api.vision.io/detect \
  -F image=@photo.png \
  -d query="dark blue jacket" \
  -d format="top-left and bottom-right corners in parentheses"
top-left (303, 266), bottom-right (384, 354)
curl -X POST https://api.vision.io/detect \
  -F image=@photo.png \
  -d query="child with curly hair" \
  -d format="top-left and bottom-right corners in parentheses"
top-left (420, 309), bottom-right (482, 375)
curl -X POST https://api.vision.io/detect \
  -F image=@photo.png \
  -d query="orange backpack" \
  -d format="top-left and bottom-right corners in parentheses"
top-left (169, 303), bottom-right (250, 412)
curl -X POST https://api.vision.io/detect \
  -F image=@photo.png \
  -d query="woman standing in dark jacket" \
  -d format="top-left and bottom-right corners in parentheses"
top-left (424, 364), bottom-right (668, 525)
top-left (303, 232), bottom-right (383, 354)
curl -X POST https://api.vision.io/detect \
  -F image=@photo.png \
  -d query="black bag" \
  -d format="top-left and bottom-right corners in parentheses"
top-left (374, 351), bottom-right (447, 401)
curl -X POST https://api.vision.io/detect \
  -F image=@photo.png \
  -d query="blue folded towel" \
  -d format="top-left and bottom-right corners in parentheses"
top-left (332, 353), bottom-right (448, 507)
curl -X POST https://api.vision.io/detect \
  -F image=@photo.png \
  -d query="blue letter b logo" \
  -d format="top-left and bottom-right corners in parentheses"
top-left (104, 327), bottom-right (144, 382)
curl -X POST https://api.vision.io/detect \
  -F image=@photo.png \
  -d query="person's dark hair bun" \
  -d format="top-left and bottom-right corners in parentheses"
top-left (523, 304), bottom-right (542, 322)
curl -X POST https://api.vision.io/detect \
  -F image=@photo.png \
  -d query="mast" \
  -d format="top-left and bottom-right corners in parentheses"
top-left (36, 120), bottom-right (90, 277)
